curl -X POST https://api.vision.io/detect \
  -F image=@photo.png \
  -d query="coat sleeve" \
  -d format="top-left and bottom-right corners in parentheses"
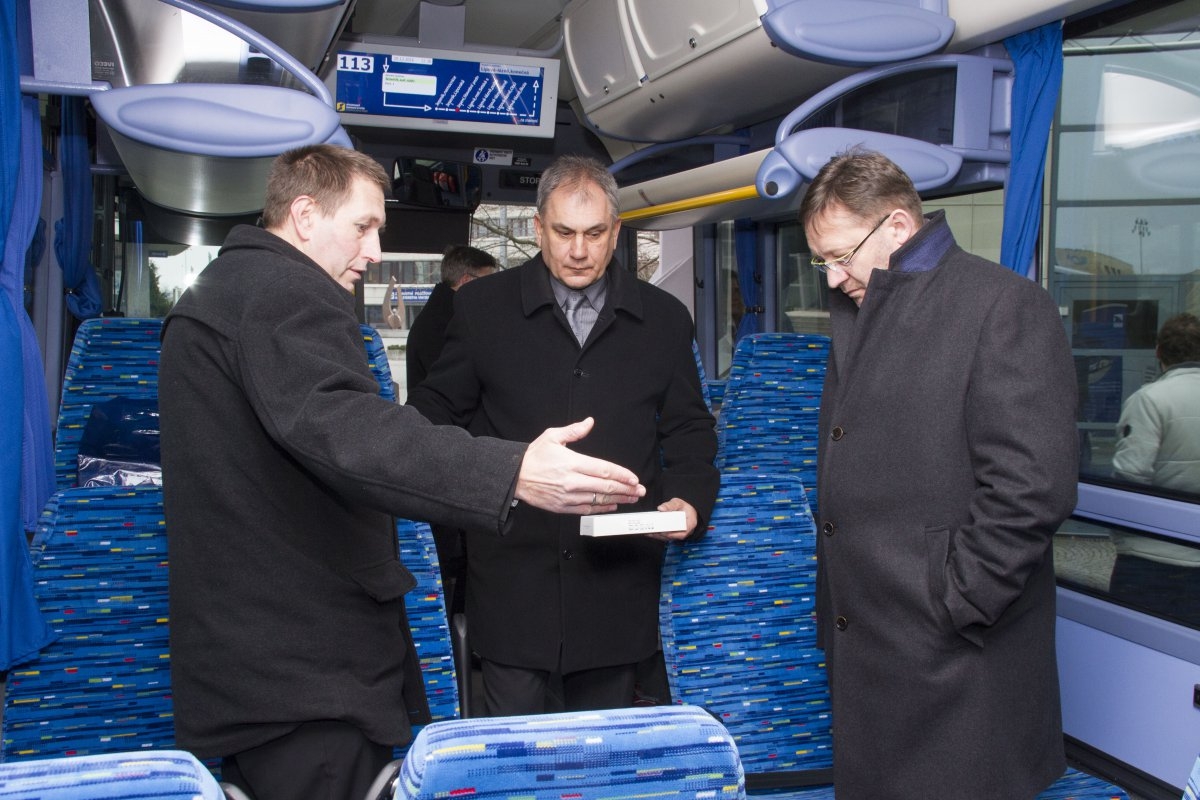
top-left (405, 292), bottom-right (483, 428)
top-left (237, 272), bottom-right (523, 534)
top-left (1111, 387), bottom-right (1159, 484)
top-left (942, 277), bottom-right (1078, 642)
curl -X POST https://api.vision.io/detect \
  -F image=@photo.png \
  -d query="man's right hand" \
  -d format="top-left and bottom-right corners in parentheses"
top-left (516, 417), bottom-right (645, 515)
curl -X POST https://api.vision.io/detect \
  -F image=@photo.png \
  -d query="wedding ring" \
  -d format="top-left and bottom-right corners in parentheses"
top-left (591, 493), bottom-right (598, 505)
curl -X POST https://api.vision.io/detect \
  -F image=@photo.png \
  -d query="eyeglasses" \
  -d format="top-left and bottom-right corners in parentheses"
top-left (809, 214), bottom-right (890, 273)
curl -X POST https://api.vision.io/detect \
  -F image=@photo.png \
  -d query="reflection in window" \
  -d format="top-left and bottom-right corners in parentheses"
top-left (1053, 4), bottom-right (1200, 506)
top-left (1099, 69), bottom-right (1200, 151)
top-left (1056, 516), bottom-right (1200, 629)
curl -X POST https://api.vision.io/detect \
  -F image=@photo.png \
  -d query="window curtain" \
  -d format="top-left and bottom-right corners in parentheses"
top-left (1000, 21), bottom-right (1063, 279)
top-left (734, 219), bottom-right (763, 341)
top-left (1, 0), bottom-right (54, 671)
top-left (56, 95), bottom-right (102, 319)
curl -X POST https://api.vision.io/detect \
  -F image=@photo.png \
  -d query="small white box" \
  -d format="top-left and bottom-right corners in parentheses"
top-left (579, 510), bottom-right (687, 537)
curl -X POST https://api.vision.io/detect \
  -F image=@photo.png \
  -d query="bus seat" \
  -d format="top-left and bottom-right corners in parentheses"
top-left (658, 470), bottom-right (1128, 800)
top-left (0, 749), bottom-right (222, 799)
top-left (54, 318), bottom-right (163, 490)
top-left (395, 518), bottom-right (461, 747)
top-left (2, 485), bottom-right (173, 760)
top-left (717, 333), bottom-right (829, 516)
top-left (660, 472), bottom-right (833, 789)
top-left (361, 323), bottom-right (462, 743)
top-left (390, 704), bottom-right (743, 800)
top-left (693, 339), bottom-right (713, 412)
top-left (361, 323), bottom-right (398, 403)
top-left (89, 84), bottom-right (345, 216)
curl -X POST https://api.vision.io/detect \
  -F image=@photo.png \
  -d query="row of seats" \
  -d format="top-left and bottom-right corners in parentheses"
top-left (1, 320), bottom-right (1136, 799)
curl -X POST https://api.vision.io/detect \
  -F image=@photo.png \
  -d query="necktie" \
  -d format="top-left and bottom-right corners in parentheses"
top-left (564, 291), bottom-right (591, 345)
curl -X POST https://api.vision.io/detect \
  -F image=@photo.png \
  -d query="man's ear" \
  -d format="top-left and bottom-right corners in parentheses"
top-left (288, 195), bottom-right (318, 242)
top-left (888, 207), bottom-right (921, 248)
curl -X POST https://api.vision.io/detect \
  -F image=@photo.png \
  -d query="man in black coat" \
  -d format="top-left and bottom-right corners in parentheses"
top-left (801, 149), bottom-right (1078, 799)
top-left (407, 244), bottom-right (497, 617)
top-left (159, 144), bottom-right (646, 800)
top-left (406, 244), bottom-right (497, 391)
top-left (408, 155), bottom-right (719, 716)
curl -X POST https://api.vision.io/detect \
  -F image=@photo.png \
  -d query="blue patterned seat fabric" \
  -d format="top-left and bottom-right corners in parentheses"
top-left (716, 334), bottom-right (829, 517)
top-left (397, 704), bottom-right (744, 800)
top-left (0, 750), bottom-right (222, 799)
top-left (395, 518), bottom-right (460, 749)
top-left (54, 318), bottom-right (163, 490)
top-left (362, 323), bottom-right (398, 403)
top-left (361, 323), bottom-right (461, 752)
top-left (2, 485), bottom-right (174, 760)
top-left (661, 472), bottom-right (832, 783)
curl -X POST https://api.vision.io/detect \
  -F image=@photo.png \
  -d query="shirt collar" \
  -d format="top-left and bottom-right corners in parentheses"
top-left (550, 271), bottom-right (608, 311)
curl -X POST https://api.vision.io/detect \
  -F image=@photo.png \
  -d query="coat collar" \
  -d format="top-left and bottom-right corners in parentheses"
top-left (889, 209), bottom-right (957, 274)
top-left (518, 253), bottom-right (645, 322)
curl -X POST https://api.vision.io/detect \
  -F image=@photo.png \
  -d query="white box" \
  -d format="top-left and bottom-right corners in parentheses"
top-left (579, 510), bottom-right (687, 537)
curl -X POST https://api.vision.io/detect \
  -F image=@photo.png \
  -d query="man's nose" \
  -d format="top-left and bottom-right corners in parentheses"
top-left (569, 234), bottom-right (588, 258)
top-left (825, 268), bottom-right (846, 289)
top-left (363, 232), bottom-right (382, 264)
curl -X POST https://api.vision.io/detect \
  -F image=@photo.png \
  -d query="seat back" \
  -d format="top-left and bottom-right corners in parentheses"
top-left (363, 323), bottom-right (461, 746)
top-left (396, 704), bottom-right (744, 800)
top-left (2, 485), bottom-right (174, 760)
top-left (361, 323), bottom-right (398, 403)
top-left (660, 472), bottom-right (832, 782)
top-left (395, 518), bottom-right (460, 738)
top-left (54, 318), bottom-right (163, 490)
top-left (0, 750), bottom-right (222, 799)
top-left (717, 333), bottom-right (829, 516)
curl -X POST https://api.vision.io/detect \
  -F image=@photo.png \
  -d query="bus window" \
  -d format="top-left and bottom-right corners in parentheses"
top-left (1052, 1), bottom-right (1200, 505)
top-left (1056, 515), bottom-right (1200, 629)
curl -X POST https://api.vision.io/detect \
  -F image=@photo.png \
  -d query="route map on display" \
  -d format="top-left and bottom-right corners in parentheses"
top-left (332, 47), bottom-right (556, 137)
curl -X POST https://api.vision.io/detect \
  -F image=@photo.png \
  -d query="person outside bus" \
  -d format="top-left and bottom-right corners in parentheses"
top-left (158, 144), bottom-right (646, 800)
top-left (407, 155), bottom-right (719, 716)
top-left (800, 149), bottom-right (1078, 799)
top-left (1109, 311), bottom-right (1200, 624)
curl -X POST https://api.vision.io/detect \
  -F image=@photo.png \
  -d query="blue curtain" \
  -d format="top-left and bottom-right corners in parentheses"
top-left (56, 95), bottom-right (102, 319)
top-left (734, 219), bottom-right (763, 342)
top-left (1000, 21), bottom-right (1063, 279)
top-left (1, 0), bottom-right (54, 670)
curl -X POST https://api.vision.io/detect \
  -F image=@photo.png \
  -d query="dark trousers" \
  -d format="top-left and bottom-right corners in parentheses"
top-left (480, 658), bottom-right (638, 717)
top-left (220, 720), bottom-right (394, 800)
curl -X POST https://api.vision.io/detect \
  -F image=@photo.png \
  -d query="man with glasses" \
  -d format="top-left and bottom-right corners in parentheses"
top-left (801, 149), bottom-right (1078, 800)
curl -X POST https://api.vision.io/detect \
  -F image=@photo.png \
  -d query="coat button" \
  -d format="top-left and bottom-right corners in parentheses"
top-left (831, 426), bottom-right (845, 440)
top-left (835, 616), bottom-right (849, 631)
top-left (822, 521), bottom-right (835, 536)
top-left (562, 549), bottom-right (574, 560)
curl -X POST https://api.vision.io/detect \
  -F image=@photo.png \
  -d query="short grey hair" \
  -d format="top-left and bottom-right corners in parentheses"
top-left (536, 155), bottom-right (619, 221)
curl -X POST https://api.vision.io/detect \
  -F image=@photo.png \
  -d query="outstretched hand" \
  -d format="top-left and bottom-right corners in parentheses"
top-left (516, 417), bottom-right (645, 515)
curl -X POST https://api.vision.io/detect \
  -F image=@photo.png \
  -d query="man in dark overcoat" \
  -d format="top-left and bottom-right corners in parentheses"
top-left (408, 155), bottom-right (719, 715)
top-left (159, 144), bottom-right (646, 800)
top-left (800, 150), bottom-right (1078, 799)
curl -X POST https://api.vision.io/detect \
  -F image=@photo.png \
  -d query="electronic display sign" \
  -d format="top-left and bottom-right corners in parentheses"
top-left (326, 42), bottom-right (559, 138)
